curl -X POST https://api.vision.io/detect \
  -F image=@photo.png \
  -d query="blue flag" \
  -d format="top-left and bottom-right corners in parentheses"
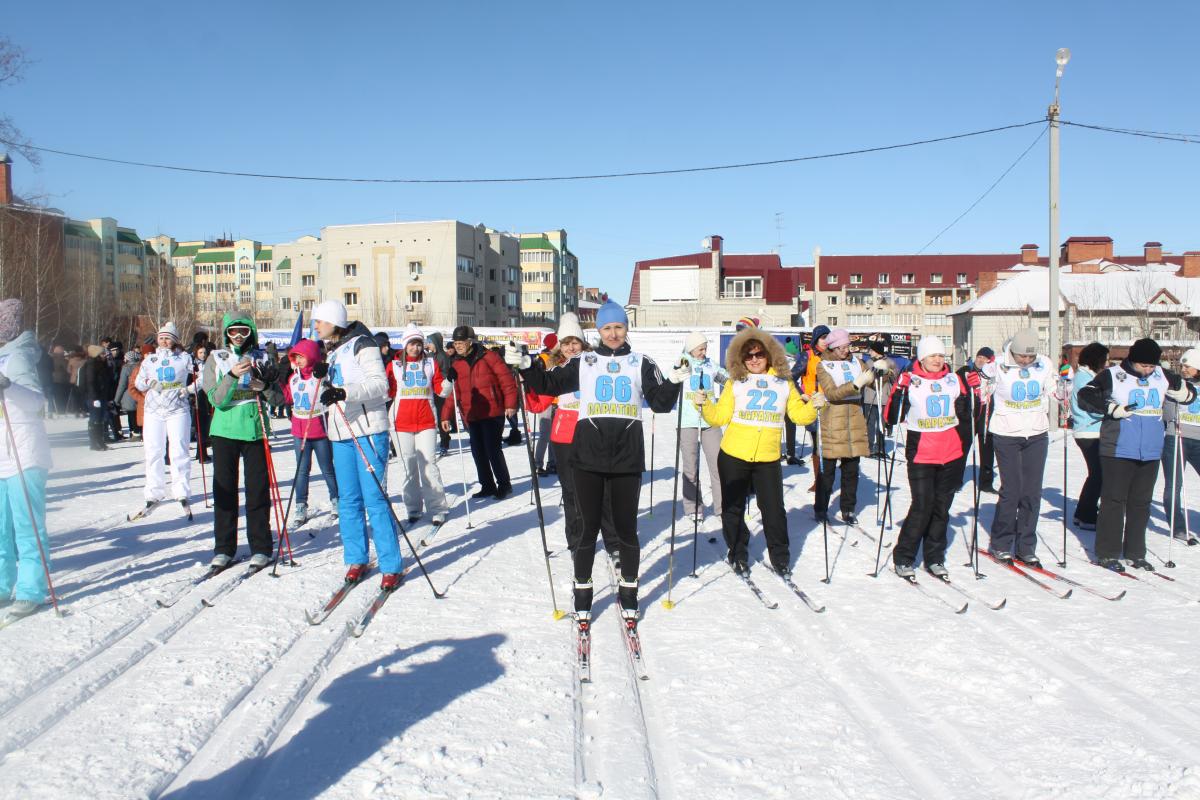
top-left (287, 310), bottom-right (304, 349)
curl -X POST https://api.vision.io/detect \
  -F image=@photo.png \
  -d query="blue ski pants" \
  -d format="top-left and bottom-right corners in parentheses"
top-left (0, 468), bottom-right (50, 603)
top-left (332, 433), bottom-right (402, 574)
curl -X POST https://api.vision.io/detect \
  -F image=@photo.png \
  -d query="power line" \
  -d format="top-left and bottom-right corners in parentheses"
top-left (915, 124), bottom-right (1048, 255)
top-left (1060, 119), bottom-right (1200, 143)
top-left (0, 120), bottom-right (1044, 185)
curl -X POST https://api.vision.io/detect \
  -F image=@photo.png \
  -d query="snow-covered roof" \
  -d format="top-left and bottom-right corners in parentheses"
top-left (950, 270), bottom-right (1200, 315)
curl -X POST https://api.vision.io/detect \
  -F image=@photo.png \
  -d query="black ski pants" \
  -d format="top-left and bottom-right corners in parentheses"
top-left (467, 416), bottom-right (511, 494)
top-left (815, 455), bottom-right (860, 516)
top-left (1095, 455), bottom-right (1159, 562)
top-left (211, 435), bottom-right (273, 559)
top-left (893, 456), bottom-right (966, 568)
top-left (1073, 437), bottom-right (1103, 525)
top-left (718, 451), bottom-right (790, 571)
top-left (989, 433), bottom-right (1048, 557)
top-left (554, 441), bottom-right (619, 555)
top-left (572, 468), bottom-right (640, 602)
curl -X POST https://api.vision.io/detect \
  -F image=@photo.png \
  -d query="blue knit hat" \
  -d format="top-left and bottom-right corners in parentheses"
top-left (596, 301), bottom-right (628, 328)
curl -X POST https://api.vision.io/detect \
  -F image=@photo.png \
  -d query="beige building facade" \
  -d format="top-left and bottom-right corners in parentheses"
top-left (518, 230), bottom-right (578, 325)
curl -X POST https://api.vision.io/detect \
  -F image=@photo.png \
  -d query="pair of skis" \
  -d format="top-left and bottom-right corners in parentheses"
top-left (128, 499), bottom-right (193, 523)
top-left (304, 566), bottom-right (402, 638)
top-left (154, 557), bottom-right (272, 609)
top-left (728, 560), bottom-right (826, 614)
top-left (979, 552), bottom-right (1127, 601)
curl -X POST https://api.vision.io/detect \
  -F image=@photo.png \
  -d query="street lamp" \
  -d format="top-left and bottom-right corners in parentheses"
top-left (1048, 47), bottom-right (1070, 425)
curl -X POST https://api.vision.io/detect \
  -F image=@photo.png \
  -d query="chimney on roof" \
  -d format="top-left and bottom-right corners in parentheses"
top-left (705, 234), bottom-right (723, 272)
top-left (1144, 241), bottom-right (1163, 263)
top-left (978, 271), bottom-right (1000, 295)
top-left (1062, 236), bottom-right (1114, 265)
top-left (1181, 251), bottom-right (1200, 278)
top-left (1020, 243), bottom-right (1039, 265)
top-left (0, 154), bottom-right (12, 206)
top-left (708, 235), bottom-right (723, 253)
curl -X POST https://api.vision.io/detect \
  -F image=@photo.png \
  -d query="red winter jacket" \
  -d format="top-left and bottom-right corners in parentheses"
top-left (884, 362), bottom-right (973, 465)
top-left (388, 355), bottom-right (446, 433)
top-left (441, 344), bottom-right (518, 424)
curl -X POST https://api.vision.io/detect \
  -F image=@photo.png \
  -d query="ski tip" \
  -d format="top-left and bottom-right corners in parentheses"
top-left (812, 604), bottom-right (827, 614)
top-left (992, 598), bottom-right (1008, 610)
top-left (955, 603), bottom-right (969, 614)
top-left (200, 599), bottom-right (215, 608)
top-left (1113, 590), bottom-right (1127, 601)
top-left (1061, 589), bottom-right (1074, 599)
top-left (660, 599), bottom-right (676, 610)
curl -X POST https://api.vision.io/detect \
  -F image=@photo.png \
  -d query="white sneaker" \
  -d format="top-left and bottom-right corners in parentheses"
top-left (248, 553), bottom-right (272, 569)
top-left (8, 599), bottom-right (40, 618)
top-left (210, 554), bottom-right (233, 569)
top-left (293, 503), bottom-right (309, 526)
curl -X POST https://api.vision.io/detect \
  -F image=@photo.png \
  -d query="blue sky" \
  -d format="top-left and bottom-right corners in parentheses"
top-left (4, 1), bottom-right (1199, 303)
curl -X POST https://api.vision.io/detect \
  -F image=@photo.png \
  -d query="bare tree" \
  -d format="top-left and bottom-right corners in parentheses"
top-left (0, 38), bottom-right (38, 166)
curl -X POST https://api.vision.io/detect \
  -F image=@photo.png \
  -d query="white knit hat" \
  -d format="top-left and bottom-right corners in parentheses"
top-left (400, 323), bottom-right (424, 347)
top-left (557, 312), bottom-right (585, 344)
top-left (683, 331), bottom-right (708, 355)
top-left (311, 300), bottom-right (348, 328)
top-left (916, 336), bottom-right (947, 361)
top-left (1181, 348), bottom-right (1200, 370)
top-left (157, 321), bottom-right (180, 342)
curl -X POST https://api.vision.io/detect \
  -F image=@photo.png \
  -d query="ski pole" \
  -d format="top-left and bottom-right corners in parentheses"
top-left (448, 380), bottom-right (474, 529)
top-left (662, 388), bottom-right (685, 608)
top-left (191, 382), bottom-right (209, 508)
top-left (1167, 422), bottom-right (1182, 568)
top-left (647, 410), bottom-right (656, 514)
top-left (329, 400), bottom-right (446, 598)
top-left (0, 389), bottom-right (62, 616)
top-left (1059, 386), bottom-right (1070, 569)
top-left (257, 399), bottom-right (295, 573)
top-left (872, 385), bottom-right (906, 578)
top-left (817, 405), bottom-right (830, 584)
top-left (966, 385), bottom-right (982, 579)
top-left (514, 368), bottom-right (565, 619)
top-left (1181, 427), bottom-right (1192, 547)
top-left (689, 422), bottom-right (704, 578)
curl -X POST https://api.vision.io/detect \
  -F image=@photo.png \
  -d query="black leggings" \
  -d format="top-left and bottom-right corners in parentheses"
top-left (573, 468), bottom-right (640, 589)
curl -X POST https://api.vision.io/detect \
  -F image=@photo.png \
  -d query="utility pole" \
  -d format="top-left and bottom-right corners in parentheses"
top-left (1048, 47), bottom-right (1070, 426)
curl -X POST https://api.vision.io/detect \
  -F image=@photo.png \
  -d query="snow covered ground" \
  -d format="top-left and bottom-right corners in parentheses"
top-left (3, 413), bottom-right (1200, 799)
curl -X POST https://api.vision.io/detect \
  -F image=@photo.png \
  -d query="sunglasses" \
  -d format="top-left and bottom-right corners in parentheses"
top-left (743, 350), bottom-right (767, 361)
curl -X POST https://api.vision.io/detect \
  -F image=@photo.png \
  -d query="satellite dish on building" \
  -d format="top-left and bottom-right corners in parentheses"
top-left (702, 237), bottom-right (712, 250)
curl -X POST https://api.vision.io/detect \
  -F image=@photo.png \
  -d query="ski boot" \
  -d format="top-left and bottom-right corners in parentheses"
top-left (988, 549), bottom-right (1013, 564)
top-left (7, 600), bottom-right (40, 618)
top-left (1017, 553), bottom-right (1042, 569)
top-left (840, 511), bottom-right (858, 526)
top-left (1073, 517), bottom-right (1097, 531)
top-left (380, 573), bottom-right (402, 592)
top-left (1128, 558), bottom-right (1155, 572)
top-left (344, 564), bottom-right (369, 584)
top-left (1098, 558), bottom-right (1125, 573)
top-left (574, 581), bottom-right (594, 618)
top-left (248, 553), bottom-right (273, 570)
top-left (926, 563), bottom-right (949, 579)
top-left (894, 562), bottom-right (916, 579)
top-left (210, 554), bottom-right (234, 569)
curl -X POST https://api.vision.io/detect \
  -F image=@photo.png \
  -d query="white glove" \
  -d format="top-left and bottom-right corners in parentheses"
top-left (92, 400), bottom-right (101, 408)
top-left (1167, 384), bottom-right (1191, 403)
top-left (871, 358), bottom-right (892, 374)
top-left (852, 369), bottom-right (875, 389)
top-left (1108, 402), bottom-right (1134, 420)
top-left (667, 364), bottom-right (690, 384)
top-left (810, 393), bottom-right (828, 410)
top-left (438, 380), bottom-right (455, 398)
top-left (504, 343), bottom-right (530, 370)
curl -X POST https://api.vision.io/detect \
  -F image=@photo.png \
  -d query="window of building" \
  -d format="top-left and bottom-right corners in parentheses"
top-left (849, 314), bottom-right (872, 326)
top-left (895, 292), bottom-right (920, 305)
top-left (280, 297), bottom-right (292, 310)
top-left (850, 274), bottom-right (862, 285)
top-left (723, 277), bottom-right (762, 298)
top-left (301, 275), bottom-right (316, 287)
top-left (457, 256), bottom-right (474, 274)
top-left (489, 269), bottom-right (496, 281)
top-left (956, 272), bottom-right (968, 285)
top-left (826, 274), bottom-right (838, 285)
top-left (278, 273), bottom-right (291, 286)
top-left (826, 295), bottom-right (838, 306)
top-left (240, 274), bottom-right (251, 286)
top-left (924, 314), bottom-right (948, 326)
top-left (930, 273), bottom-right (943, 284)
top-left (409, 290), bottom-right (424, 304)
top-left (902, 273), bottom-right (915, 284)
top-left (878, 273), bottom-right (890, 285)
top-left (240, 291), bottom-right (251, 304)
top-left (458, 284), bottom-right (475, 302)
top-left (344, 291), bottom-right (358, 306)
top-left (259, 263), bottom-right (272, 273)
top-left (302, 299), bottom-right (314, 310)
top-left (828, 316), bottom-right (838, 326)
top-left (878, 289), bottom-right (892, 306)
top-left (344, 263), bottom-right (357, 278)
top-left (409, 260), bottom-right (423, 274)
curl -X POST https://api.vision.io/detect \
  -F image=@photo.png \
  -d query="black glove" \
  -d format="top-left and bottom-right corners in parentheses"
top-left (320, 386), bottom-right (346, 405)
top-left (442, 366), bottom-right (456, 382)
top-left (0, 374), bottom-right (10, 391)
top-left (312, 362), bottom-right (329, 379)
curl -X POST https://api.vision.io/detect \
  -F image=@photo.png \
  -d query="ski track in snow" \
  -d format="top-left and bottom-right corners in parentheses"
top-left (1, 418), bottom-right (1200, 798)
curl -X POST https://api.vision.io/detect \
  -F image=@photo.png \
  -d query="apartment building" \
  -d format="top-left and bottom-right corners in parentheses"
top-left (626, 235), bottom-right (804, 327)
top-left (62, 216), bottom-right (153, 314)
top-left (272, 220), bottom-right (520, 329)
top-left (518, 230), bottom-right (578, 325)
top-left (173, 239), bottom-right (274, 328)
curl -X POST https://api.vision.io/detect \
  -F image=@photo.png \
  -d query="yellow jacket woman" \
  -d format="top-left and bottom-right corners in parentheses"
top-left (698, 328), bottom-right (815, 575)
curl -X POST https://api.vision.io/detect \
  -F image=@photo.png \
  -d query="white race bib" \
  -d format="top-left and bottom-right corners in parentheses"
top-left (730, 374), bottom-right (789, 429)
top-left (578, 352), bottom-right (643, 422)
top-left (1108, 365), bottom-right (1168, 419)
top-left (994, 359), bottom-right (1052, 412)
top-left (904, 372), bottom-right (960, 432)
